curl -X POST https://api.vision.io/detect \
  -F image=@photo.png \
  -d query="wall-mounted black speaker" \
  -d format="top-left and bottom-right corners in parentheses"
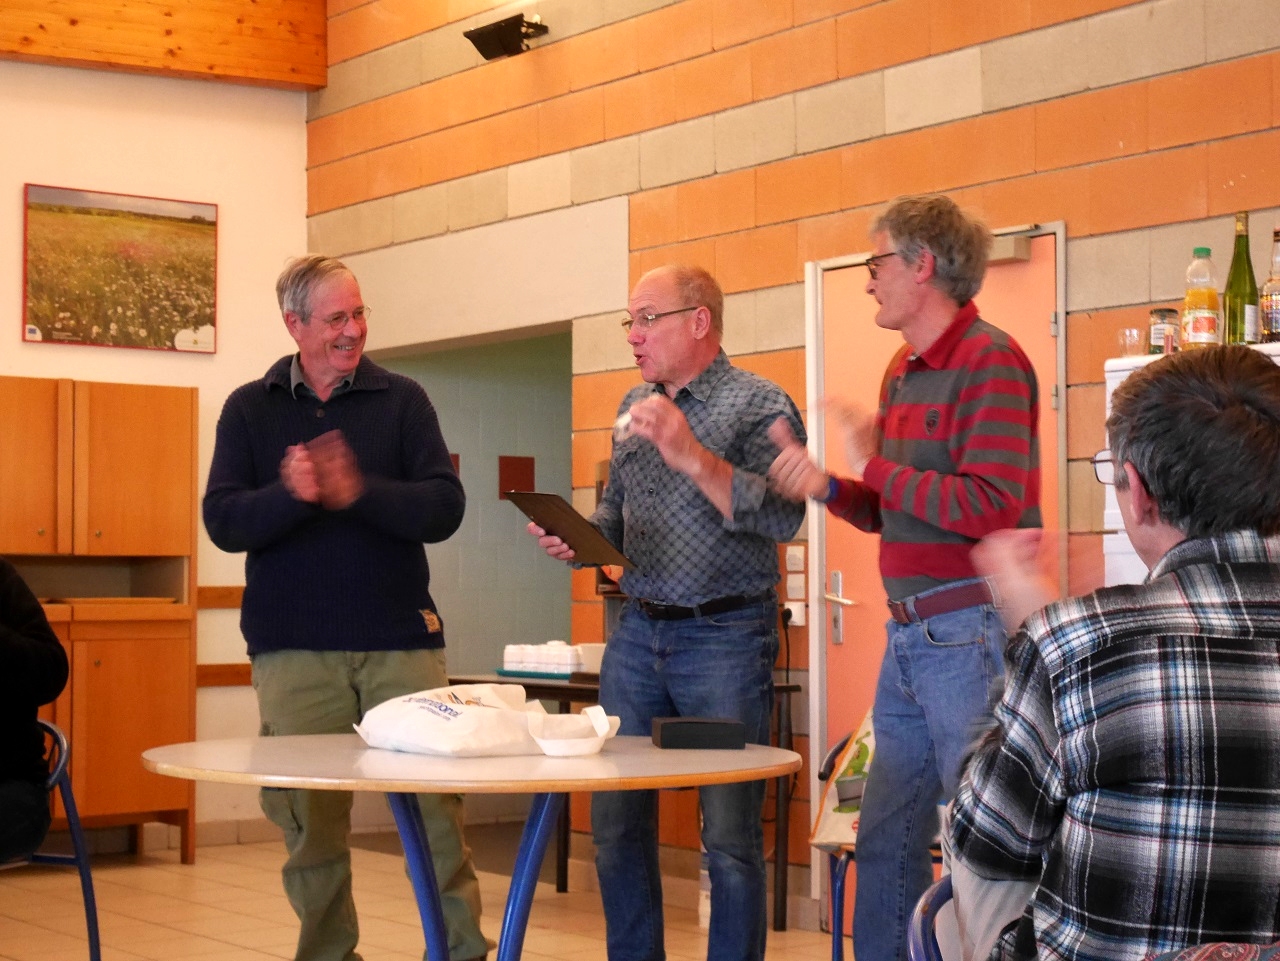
top-left (463, 14), bottom-right (548, 61)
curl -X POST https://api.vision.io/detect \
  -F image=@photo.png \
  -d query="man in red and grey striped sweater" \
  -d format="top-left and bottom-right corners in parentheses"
top-left (769, 194), bottom-right (1040, 961)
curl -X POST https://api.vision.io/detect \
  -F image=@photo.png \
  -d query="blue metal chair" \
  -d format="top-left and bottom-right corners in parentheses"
top-left (907, 875), bottom-right (954, 961)
top-left (21, 720), bottom-right (102, 961)
top-left (816, 733), bottom-right (856, 961)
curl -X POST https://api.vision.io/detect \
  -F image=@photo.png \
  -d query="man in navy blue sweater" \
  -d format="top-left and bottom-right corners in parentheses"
top-left (203, 256), bottom-right (488, 961)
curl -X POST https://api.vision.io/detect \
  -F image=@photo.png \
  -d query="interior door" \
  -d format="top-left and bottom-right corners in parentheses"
top-left (813, 231), bottom-right (1062, 907)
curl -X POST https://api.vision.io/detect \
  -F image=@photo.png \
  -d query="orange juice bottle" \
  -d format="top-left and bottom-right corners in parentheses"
top-left (1181, 247), bottom-right (1221, 349)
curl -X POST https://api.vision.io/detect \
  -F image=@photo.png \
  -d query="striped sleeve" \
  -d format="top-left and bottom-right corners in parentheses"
top-left (825, 476), bottom-right (883, 532)
top-left (863, 342), bottom-right (1038, 538)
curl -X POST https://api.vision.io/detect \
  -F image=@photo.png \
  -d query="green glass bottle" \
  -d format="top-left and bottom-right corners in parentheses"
top-left (1224, 211), bottom-right (1260, 344)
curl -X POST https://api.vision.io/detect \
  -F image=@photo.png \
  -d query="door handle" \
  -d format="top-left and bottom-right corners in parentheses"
top-left (827, 571), bottom-right (856, 645)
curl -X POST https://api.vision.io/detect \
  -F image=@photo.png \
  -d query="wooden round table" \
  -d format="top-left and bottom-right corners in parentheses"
top-left (143, 734), bottom-right (801, 961)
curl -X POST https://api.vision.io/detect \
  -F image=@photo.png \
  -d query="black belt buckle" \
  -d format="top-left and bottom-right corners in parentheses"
top-left (695, 593), bottom-right (748, 617)
top-left (638, 599), bottom-right (692, 620)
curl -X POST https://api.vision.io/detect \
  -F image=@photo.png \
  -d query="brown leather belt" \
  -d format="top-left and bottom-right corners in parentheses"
top-left (637, 592), bottom-right (773, 621)
top-left (887, 580), bottom-right (993, 624)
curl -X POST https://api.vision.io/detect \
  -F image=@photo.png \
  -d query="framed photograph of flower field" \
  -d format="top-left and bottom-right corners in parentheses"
top-left (23, 184), bottom-right (217, 353)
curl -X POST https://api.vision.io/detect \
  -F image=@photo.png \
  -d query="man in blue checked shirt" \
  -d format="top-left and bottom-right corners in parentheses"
top-left (950, 345), bottom-right (1280, 961)
top-left (529, 264), bottom-right (805, 961)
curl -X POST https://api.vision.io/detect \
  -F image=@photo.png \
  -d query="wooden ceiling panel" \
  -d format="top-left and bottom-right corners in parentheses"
top-left (0, 0), bottom-right (327, 91)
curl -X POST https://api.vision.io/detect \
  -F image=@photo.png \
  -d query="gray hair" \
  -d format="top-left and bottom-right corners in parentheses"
top-left (1107, 345), bottom-right (1280, 538)
top-left (873, 195), bottom-right (992, 304)
top-left (665, 264), bottom-right (725, 337)
top-left (276, 255), bottom-right (354, 322)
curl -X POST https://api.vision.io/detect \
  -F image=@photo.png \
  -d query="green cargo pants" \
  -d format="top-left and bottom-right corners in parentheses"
top-left (252, 648), bottom-right (489, 961)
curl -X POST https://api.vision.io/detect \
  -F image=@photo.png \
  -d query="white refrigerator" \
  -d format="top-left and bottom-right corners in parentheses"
top-left (1101, 342), bottom-right (1280, 587)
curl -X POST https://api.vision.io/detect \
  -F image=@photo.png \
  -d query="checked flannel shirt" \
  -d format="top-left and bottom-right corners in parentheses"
top-left (951, 529), bottom-right (1280, 961)
top-left (591, 350), bottom-right (806, 607)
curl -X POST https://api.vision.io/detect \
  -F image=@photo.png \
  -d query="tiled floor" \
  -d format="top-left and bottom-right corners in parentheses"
top-left (0, 838), bottom-right (833, 961)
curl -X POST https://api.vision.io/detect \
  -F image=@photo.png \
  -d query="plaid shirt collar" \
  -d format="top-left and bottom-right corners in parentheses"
top-left (645, 349), bottom-right (732, 403)
top-left (1148, 528), bottom-right (1280, 581)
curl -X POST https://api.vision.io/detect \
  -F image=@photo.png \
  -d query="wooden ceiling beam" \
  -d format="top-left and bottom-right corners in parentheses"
top-left (0, 0), bottom-right (327, 91)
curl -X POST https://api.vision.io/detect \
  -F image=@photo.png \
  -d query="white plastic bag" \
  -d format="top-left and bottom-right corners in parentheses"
top-left (355, 683), bottom-right (619, 757)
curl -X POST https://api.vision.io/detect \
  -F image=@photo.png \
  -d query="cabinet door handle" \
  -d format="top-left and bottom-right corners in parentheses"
top-left (94, 530), bottom-right (103, 538)
top-left (93, 659), bottom-right (101, 667)
top-left (37, 528), bottom-right (45, 536)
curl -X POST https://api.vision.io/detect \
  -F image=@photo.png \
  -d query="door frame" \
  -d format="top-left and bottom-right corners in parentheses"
top-left (801, 221), bottom-right (1067, 899)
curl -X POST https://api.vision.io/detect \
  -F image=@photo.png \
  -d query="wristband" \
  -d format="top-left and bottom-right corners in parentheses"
top-left (814, 475), bottom-right (838, 504)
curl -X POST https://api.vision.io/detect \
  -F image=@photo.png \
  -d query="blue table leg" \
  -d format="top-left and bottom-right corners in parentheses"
top-left (388, 790), bottom-right (565, 961)
top-left (496, 792), bottom-right (565, 961)
top-left (387, 792), bottom-right (451, 961)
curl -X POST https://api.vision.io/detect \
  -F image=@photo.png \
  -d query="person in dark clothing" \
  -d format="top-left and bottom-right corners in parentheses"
top-left (203, 255), bottom-right (487, 961)
top-left (0, 557), bottom-right (68, 861)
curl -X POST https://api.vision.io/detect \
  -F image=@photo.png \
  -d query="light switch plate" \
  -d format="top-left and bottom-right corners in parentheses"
top-left (785, 545), bottom-right (805, 572)
top-left (786, 573), bottom-right (805, 600)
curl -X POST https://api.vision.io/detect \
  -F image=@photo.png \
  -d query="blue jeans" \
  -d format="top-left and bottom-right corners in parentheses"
top-left (853, 593), bottom-right (1006, 961)
top-left (593, 600), bottom-right (778, 961)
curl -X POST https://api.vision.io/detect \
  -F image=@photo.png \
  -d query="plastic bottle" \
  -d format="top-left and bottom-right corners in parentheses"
top-left (1223, 212), bottom-right (1259, 344)
top-left (1181, 247), bottom-right (1221, 350)
top-left (1262, 228), bottom-right (1280, 343)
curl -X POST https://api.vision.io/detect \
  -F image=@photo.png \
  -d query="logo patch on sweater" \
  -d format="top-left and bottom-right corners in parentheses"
top-left (924, 408), bottom-right (941, 435)
top-left (420, 609), bottom-right (441, 633)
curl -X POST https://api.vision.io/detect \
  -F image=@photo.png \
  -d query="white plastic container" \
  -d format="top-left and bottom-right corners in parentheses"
top-left (577, 643), bottom-right (606, 674)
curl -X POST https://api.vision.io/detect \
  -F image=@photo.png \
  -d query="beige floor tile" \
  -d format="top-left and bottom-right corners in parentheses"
top-left (0, 921), bottom-right (61, 953)
top-left (521, 927), bottom-right (605, 956)
top-left (556, 947), bottom-right (610, 961)
top-left (161, 912), bottom-right (288, 939)
top-left (357, 917), bottom-right (425, 952)
top-left (209, 895), bottom-right (297, 925)
top-left (114, 934), bottom-right (249, 960)
top-left (95, 911), bottom-right (200, 944)
top-left (162, 949), bottom-right (281, 961)
top-left (0, 835), bottom-right (832, 961)
top-left (0, 930), bottom-right (86, 957)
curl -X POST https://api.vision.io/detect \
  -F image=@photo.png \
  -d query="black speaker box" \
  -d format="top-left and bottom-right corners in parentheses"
top-left (651, 717), bottom-right (746, 750)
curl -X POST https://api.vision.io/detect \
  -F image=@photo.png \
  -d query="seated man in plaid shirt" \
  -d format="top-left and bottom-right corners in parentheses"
top-left (951, 345), bottom-right (1280, 961)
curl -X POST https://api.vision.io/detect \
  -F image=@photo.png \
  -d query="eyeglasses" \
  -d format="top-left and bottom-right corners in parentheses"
top-left (863, 251), bottom-right (900, 280)
top-left (315, 306), bottom-right (371, 329)
top-left (621, 306), bottom-right (697, 333)
top-left (1091, 449), bottom-right (1115, 485)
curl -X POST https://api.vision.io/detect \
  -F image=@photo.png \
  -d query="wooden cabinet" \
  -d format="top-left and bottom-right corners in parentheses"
top-left (8, 374), bottom-right (198, 864)
top-left (0, 377), bottom-right (195, 557)
top-left (73, 382), bottom-right (195, 557)
top-left (70, 607), bottom-right (194, 848)
top-left (0, 376), bottom-right (71, 554)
